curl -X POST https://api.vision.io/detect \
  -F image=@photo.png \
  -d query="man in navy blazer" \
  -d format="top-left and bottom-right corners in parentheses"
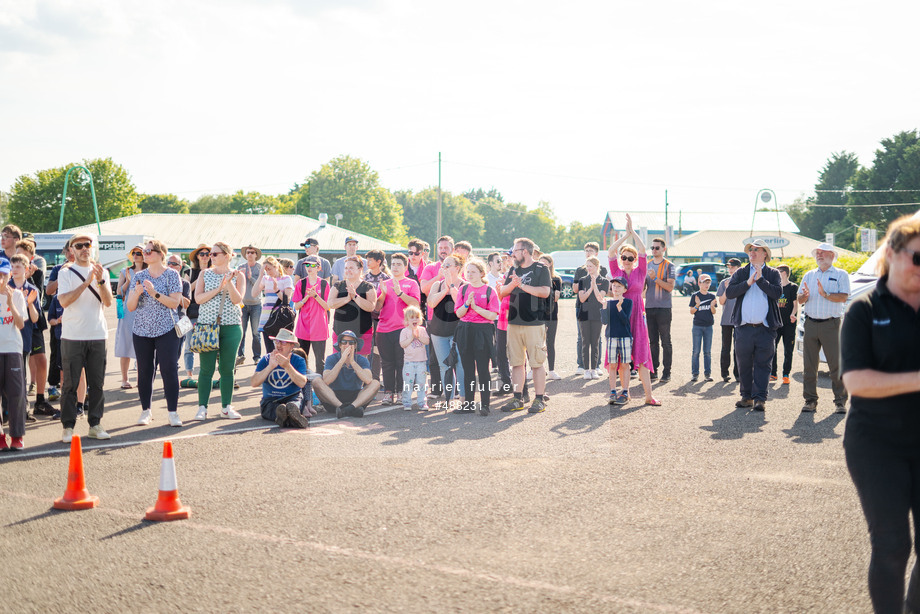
top-left (725, 239), bottom-right (783, 412)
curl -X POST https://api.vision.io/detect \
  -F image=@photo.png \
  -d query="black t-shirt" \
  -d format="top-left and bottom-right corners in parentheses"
top-left (332, 280), bottom-right (374, 336)
top-left (576, 276), bottom-right (610, 322)
top-left (777, 282), bottom-right (798, 328)
top-left (574, 264), bottom-right (608, 313)
top-left (841, 276), bottom-right (920, 428)
top-left (689, 291), bottom-right (716, 326)
top-left (505, 261), bottom-right (551, 326)
top-left (428, 279), bottom-right (460, 337)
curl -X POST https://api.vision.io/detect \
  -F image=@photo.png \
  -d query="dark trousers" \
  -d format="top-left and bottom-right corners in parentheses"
top-left (133, 331), bottom-right (181, 413)
top-left (262, 331), bottom-right (275, 355)
top-left (260, 391), bottom-right (304, 422)
top-left (495, 328), bottom-right (511, 386)
top-left (646, 307), bottom-right (673, 377)
top-left (771, 323), bottom-right (796, 377)
top-left (48, 333), bottom-right (62, 387)
top-left (845, 431), bottom-right (920, 614)
top-left (237, 303), bottom-right (261, 359)
top-left (720, 325), bottom-right (738, 379)
top-left (427, 324), bottom-right (443, 396)
top-left (545, 320), bottom-right (558, 371)
top-left (575, 312), bottom-right (584, 369)
top-left (376, 329), bottom-right (404, 394)
top-left (0, 353), bottom-right (26, 438)
top-left (298, 339), bottom-right (326, 373)
top-left (733, 325), bottom-right (775, 402)
top-left (61, 339), bottom-right (106, 429)
top-left (459, 328), bottom-right (493, 408)
top-left (578, 319), bottom-right (603, 370)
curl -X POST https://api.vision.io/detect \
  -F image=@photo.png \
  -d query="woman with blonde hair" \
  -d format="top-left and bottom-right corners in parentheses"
top-left (427, 252), bottom-right (467, 409)
top-left (607, 213), bottom-right (660, 406)
top-left (454, 258), bottom-right (500, 414)
top-left (191, 241), bottom-right (245, 420)
top-left (126, 239), bottom-right (184, 427)
top-left (254, 255), bottom-right (294, 355)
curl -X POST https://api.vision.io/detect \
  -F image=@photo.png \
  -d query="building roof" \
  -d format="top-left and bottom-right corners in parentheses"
top-left (60, 213), bottom-right (406, 253)
top-left (604, 210), bottom-right (800, 234)
top-left (668, 230), bottom-right (859, 260)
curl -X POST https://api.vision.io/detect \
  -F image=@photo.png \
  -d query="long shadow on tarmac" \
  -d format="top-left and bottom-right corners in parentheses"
top-left (781, 410), bottom-right (845, 444)
top-left (699, 407), bottom-right (767, 440)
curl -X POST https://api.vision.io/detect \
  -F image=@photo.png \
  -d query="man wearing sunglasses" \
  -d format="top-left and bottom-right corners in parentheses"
top-left (235, 245), bottom-right (263, 366)
top-left (318, 329), bottom-right (380, 418)
top-left (725, 239), bottom-right (783, 413)
top-left (56, 234), bottom-right (113, 442)
top-left (294, 237), bottom-right (332, 282)
top-left (797, 242), bottom-right (850, 414)
top-left (645, 238), bottom-right (676, 382)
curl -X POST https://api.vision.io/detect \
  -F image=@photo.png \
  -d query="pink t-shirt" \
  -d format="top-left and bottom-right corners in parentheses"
top-left (419, 261), bottom-right (442, 319)
top-left (377, 277), bottom-right (421, 333)
top-left (400, 326), bottom-right (430, 362)
top-left (458, 283), bottom-right (500, 324)
top-left (292, 277), bottom-right (331, 341)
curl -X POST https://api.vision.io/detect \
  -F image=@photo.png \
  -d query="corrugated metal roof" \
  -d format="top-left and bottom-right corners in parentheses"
top-left (60, 214), bottom-right (406, 253)
top-left (668, 230), bottom-right (859, 259)
top-left (604, 210), bottom-right (800, 234)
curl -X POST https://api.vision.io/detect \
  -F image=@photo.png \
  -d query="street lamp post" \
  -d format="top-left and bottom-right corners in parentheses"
top-left (59, 165), bottom-right (102, 235)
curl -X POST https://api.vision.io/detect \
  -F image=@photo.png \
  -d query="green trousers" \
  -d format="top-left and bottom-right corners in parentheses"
top-left (197, 324), bottom-right (243, 408)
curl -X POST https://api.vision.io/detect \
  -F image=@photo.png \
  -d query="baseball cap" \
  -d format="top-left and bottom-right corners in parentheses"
top-left (344, 236), bottom-right (358, 245)
top-left (301, 237), bottom-right (319, 247)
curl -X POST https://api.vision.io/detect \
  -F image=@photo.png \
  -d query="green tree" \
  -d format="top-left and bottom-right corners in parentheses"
top-left (786, 151), bottom-right (860, 240)
top-left (139, 194), bottom-right (190, 214)
top-left (395, 188), bottom-right (485, 247)
top-left (292, 156), bottom-right (407, 244)
top-left (847, 130), bottom-right (920, 228)
top-left (187, 191), bottom-right (283, 215)
top-left (8, 158), bottom-right (141, 233)
top-left (189, 194), bottom-right (234, 214)
top-left (474, 197), bottom-right (561, 251)
top-left (556, 221), bottom-right (603, 250)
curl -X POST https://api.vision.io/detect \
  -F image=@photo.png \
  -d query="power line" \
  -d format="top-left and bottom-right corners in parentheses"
top-left (794, 202), bottom-right (920, 208)
top-left (815, 188), bottom-right (920, 193)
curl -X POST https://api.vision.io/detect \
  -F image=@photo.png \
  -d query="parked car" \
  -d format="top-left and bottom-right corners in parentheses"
top-left (675, 262), bottom-right (729, 296)
top-left (550, 250), bottom-right (587, 300)
top-left (560, 272), bottom-right (575, 298)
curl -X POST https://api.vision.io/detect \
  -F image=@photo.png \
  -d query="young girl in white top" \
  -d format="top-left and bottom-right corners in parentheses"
top-left (398, 306), bottom-right (429, 410)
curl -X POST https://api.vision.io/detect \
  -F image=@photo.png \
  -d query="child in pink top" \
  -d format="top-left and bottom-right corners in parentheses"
top-left (399, 306), bottom-right (429, 410)
top-left (375, 254), bottom-right (422, 401)
top-left (292, 256), bottom-right (332, 373)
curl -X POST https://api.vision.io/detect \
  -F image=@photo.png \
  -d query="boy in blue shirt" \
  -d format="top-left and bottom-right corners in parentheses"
top-left (605, 277), bottom-right (633, 405)
top-left (689, 274), bottom-right (718, 382)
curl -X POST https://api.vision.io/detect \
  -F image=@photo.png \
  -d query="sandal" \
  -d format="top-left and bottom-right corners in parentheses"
top-left (644, 398), bottom-right (662, 406)
top-left (120, 382), bottom-right (133, 389)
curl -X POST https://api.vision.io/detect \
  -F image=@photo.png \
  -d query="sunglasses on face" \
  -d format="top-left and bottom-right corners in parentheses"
top-left (901, 248), bottom-right (920, 267)
top-left (131, 251), bottom-right (143, 257)
top-left (198, 251), bottom-right (210, 257)
top-left (304, 263), bottom-right (319, 268)
top-left (143, 248), bottom-right (160, 255)
top-left (408, 251), bottom-right (421, 256)
top-left (620, 255), bottom-right (636, 262)
top-left (339, 340), bottom-right (356, 346)
top-left (246, 251), bottom-right (257, 255)
top-left (650, 246), bottom-right (662, 250)
top-left (72, 242), bottom-right (92, 250)
top-left (168, 261), bottom-right (181, 267)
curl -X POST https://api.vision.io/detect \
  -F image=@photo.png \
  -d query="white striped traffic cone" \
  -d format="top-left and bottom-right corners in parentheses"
top-left (145, 441), bottom-right (191, 521)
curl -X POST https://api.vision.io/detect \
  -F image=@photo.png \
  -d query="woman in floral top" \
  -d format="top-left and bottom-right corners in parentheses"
top-left (191, 241), bottom-right (245, 421)
top-left (126, 240), bottom-right (184, 427)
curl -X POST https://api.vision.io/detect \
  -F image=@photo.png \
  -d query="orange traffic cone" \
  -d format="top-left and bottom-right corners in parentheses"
top-left (145, 441), bottom-right (190, 521)
top-left (53, 435), bottom-right (99, 511)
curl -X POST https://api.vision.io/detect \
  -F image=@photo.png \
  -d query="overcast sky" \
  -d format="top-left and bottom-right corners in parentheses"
top-left (2, 0), bottom-right (917, 226)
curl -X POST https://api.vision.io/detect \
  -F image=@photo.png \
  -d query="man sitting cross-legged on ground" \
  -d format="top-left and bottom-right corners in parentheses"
top-left (250, 328), bottom-right (323, 428)
top-left (318, 329), bottom-right (381, 419)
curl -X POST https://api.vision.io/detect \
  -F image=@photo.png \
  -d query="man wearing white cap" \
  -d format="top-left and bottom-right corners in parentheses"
top-left (725, 239), bottom-right (783, 412)
top-left (797, 242), bottom-right (850, 414)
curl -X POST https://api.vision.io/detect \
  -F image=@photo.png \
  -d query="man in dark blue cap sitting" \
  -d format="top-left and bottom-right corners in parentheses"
top-left (318, 330), bottom-right (380, 418)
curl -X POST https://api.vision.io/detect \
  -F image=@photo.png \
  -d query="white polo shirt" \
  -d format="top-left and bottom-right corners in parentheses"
top-left (57, 264), bottom-right (109, 341)
top-left (0, 290), bottom-right (27, 354)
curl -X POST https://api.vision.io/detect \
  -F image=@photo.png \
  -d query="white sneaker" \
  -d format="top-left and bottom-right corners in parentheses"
top-left (62, 428), bottom-right (73, 443)
top-left (168, 412), bottom-right (183, 427)
top-left (193, 406), bottom-right (208, 421)
top-left (220, 406), bottom-right (241, 420)
top-left (87, 425), bottom-right (111, 440)
top-left (547, 371), bottom-right (562, 380)
top-left (575, 368), bottom-right (585, 376)
top-left (136, 409), bottom-right (152, 425)
top-left (526, 370), bottom-right (533, 380)
top-left (583, 371), bottom-right (592, 380)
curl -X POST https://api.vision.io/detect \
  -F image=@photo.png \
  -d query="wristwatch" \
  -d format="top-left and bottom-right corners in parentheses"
top-left (155, 292), bottom-right (161, 299)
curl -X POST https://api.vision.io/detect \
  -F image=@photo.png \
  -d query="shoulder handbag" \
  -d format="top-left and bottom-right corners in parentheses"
top-left (171, 309), bottom-right (194, 338)
top-left (189, 289), bottom-right (227, 353)
top-left (264, 293), bottom-right (296, 337)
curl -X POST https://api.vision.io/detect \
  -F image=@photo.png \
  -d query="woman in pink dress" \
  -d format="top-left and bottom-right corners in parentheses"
top-left (607, 213), bottom-right (661, 406)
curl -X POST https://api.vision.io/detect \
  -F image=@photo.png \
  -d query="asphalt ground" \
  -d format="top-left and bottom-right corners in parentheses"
top-left (1, 299), bottom-right (879, 613)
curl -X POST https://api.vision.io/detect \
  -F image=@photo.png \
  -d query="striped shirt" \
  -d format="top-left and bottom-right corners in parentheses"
top-left (798, 266), bottom-right (850, 319)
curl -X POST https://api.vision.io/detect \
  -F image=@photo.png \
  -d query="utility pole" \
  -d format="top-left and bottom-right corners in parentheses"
top-left (664, 189), bottom-right (668, 231)
top-left (436, 152), bottom-right (442, 241)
